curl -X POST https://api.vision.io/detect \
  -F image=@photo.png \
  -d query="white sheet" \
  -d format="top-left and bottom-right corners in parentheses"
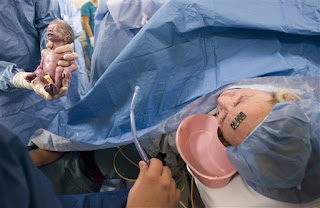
top-left (193, 173), bottom-right (320, 208)
top-left (106, 0), bottom-right (166, 29)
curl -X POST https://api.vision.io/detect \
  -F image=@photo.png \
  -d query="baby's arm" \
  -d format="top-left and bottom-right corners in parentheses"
top-left (25, 50), bottom-right (44, 82)
top-left (25, 50), bottom-right (48, 85)
top-left (53, 60), bottom-right (77, 94)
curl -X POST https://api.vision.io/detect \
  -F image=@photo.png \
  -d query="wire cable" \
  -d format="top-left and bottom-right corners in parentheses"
top-left (114, 145), bottom-right (190, 208)
top-left (179, 200), bottom-right (188, 208)
top-left (119, 146), bottom-right (139, 168)
top-left (190, 176), bottom-right (194, 208)
top-left (113, 145), bottom-right (137, 182)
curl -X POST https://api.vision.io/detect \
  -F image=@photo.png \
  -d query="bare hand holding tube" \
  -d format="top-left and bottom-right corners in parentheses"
top-left (126, 158), bottom-right (181, 208)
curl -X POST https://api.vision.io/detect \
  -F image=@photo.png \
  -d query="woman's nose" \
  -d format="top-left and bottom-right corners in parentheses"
top-left (217, 108), bottom-right (227, 124)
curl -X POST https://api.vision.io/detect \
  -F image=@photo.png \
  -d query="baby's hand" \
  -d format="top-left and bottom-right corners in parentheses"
top-left (25, 73), bottom-right (37, 83)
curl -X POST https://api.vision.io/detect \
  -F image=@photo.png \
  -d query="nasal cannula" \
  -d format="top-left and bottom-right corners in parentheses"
top-left (130, 86), bottom-right (150, 166)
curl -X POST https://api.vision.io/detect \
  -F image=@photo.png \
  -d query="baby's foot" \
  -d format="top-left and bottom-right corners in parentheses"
top-left (44, 84), bottom-right (56, 95)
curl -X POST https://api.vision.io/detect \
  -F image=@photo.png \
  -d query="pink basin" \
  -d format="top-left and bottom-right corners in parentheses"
top-left (176, 114), bottom-right (237, 188)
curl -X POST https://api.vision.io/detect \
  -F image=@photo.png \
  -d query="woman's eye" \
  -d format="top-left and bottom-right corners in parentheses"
top-left (235, 96), bottom-right (246, 106)
top-left (234, 99), bottom-right (241, 106)
top-left (218, 109), bottom-right (227, 123)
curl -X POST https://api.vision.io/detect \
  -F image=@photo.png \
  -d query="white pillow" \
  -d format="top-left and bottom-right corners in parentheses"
top-left (193, 172), bottom-right (320, 207)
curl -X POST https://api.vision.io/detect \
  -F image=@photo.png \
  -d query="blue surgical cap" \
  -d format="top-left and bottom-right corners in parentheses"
top-left (227, 99), bottom-right (320, 203)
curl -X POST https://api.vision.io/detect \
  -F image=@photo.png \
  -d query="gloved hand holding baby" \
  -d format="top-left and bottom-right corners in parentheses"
top-left (13, 19), bottom-right (78, 101)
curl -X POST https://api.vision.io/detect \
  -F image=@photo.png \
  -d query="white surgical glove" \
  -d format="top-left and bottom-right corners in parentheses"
top-left (12, 72), bottom-right (33, 90)
top-left (89, 36), bottom-right (94, 47)
top-left (12, 72), bottom-right (69, 101)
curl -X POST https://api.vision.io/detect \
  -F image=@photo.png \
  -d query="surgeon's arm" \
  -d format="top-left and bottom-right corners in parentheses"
top-left (0, 61), bottom-right (25, 90)
top-left (29, 149), bottom-right (64, 167)
top-left (0, 125), bottom-right (62, 208)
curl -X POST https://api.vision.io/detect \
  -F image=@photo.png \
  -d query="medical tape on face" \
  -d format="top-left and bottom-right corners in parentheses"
top-left (230, 112), bottom-right (246, 130)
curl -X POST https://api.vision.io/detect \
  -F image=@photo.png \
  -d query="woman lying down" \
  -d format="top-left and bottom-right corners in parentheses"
top-left (178, 76), bottom-right (320, 207)
top-left (212, 88), bottom-right (319, 202)
top-left (142, 76), bottom-right (319, 207)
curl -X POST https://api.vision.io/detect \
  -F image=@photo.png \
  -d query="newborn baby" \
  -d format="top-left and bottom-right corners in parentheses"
top-left (26, 19), bottom-right (77, 95)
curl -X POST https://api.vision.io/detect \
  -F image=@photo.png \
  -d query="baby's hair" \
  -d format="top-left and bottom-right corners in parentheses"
top-left (50, 19), bottom-right (74, 44)
top-left (272, 88), bottom-right (300, 103)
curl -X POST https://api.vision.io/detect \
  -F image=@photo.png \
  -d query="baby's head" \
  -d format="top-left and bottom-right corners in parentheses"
top-left (47, 19), bottom-right (74, 44)
top-left (216, 88), bottom-right (299, 146)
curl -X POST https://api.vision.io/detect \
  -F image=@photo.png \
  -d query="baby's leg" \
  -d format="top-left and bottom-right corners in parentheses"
top-left (34, 68), bottom-right (49, 85)
top-left (62, 69), bottom-right (72, 82)
top-left (44, 84), bottom-right (55, 96)
top-left (52, 66), bottom-right (64, 94)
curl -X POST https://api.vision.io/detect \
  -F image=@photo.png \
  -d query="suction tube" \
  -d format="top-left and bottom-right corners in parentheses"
top-left (130, 86), bottom-right (150, 166)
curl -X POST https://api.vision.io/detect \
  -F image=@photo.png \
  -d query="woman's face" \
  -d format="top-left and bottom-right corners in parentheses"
top-left (216, 89), bottom-right (275, 146)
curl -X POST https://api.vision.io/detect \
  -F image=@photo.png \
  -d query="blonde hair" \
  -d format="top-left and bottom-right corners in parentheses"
top-left (272, 88), bottom-right (300, 103)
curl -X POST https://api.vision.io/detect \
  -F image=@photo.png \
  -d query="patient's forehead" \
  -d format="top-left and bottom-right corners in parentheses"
top-left (217, 88), bottom-right (275, 146)
top-left (220, 88), bottom-right (270, 97)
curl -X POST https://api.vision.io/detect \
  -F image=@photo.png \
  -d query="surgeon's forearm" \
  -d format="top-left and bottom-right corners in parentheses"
top-left (0, 61), bottom-right (25, 91)
top-left (29, 149), bottom-right (64, 167)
